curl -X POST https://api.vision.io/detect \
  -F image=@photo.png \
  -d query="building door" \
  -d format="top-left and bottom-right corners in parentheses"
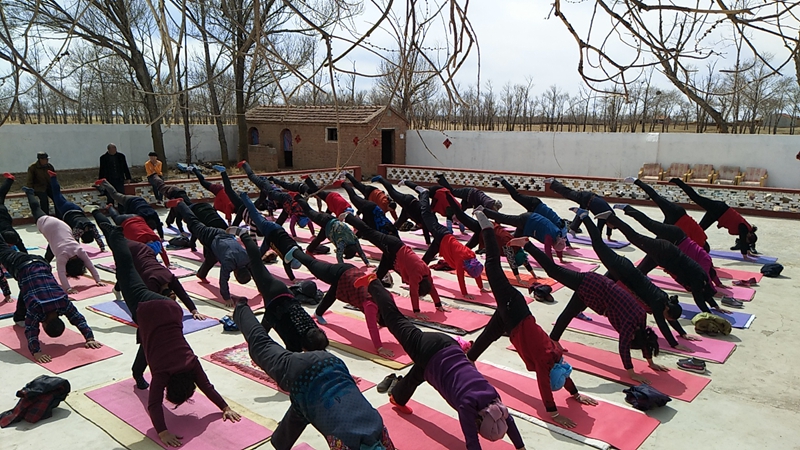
top-left (381, 129), bottom-right (394, 164)
top-left (281, 129), bottom-right (293, 167)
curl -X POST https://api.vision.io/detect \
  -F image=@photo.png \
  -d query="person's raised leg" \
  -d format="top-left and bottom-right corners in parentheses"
top-left (233, 302), bottom-right (294, 384)
top-left (622, 205), bottom-right (685, 243)
top-left (342, 183), bottom-right (369, 211)
top-left (221, 170), bottom-right (245, 212)
top-left (192, 167), bottom-right (215, 191)
top-left (605, 215), bottom-right (661, 255)
top-left (522, 241), bottom-right (584, 291)
top-left (292, 250), bottom-right (348, 286)
top-left (22, 187), bottom-right (47, 221)
top-left (481, 208), bottom-right (525, 229)
top-left (241, 232), bottom-right (291, 303)
top-left (435, 174), bottom-right (454, 191)
top-left (447, 195), bottom-right (480, 232)
top-left (0, 176), bottom-right (13, 204)
top-left (345, 172), bottom-right (368, 194)
top-left (633, 179), bottom-right (686, 223)
top-left (498, 177), bottom-right (539, 212)
top-left (549, 180), bottom-right (582, 203)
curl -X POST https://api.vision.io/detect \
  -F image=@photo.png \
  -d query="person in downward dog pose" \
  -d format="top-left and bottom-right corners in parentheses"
top-left (435, 174), bottom-right (503, 212)
top-left (467, 211), bottom-right (597, 429)
top-left (371, 175), bottom-right (431, 244)
top-left (547, 178), bottom-right (615, 240)
top-left (48, 172), bottom-right (106, 252)
top-left (94, 178), bottom-right (164, 239)
top-left (342, 182), bottom-right (398, 237)
top-left (476, 205), bottom-right (568, 263)
top-left (296, 198), bottom-right (370, 265)
top-left (344, 172), bottom-right (399, 221)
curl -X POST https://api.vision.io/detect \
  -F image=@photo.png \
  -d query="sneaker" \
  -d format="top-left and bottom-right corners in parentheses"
top-left (220, 316), bottom-right (239, 331)
top-left (3, 173), bottom-right (14, 180)
top-left (83, 204), bottom-right (99, 214)
top-left (594, 211), bottom-right (613, 221)
top-left (491, 176), bottom-right (503, 182)
top-left (720, 297), bottom-right (744, 308)
top-left (47, 170), bottom-right (58, 178)
top-left (623, 176), bottom-right (636, 184)
top-left (212, 165), bottom-right (226, 173)
top-left (544, 177), bottom-right (555, 184)
top-left (236, 160), bottom-right (247, 169)
top-left (573, 208), bottom-right (589, 220)
top-left (677, 358), bottom-right (706, 373)
top-left (21, 186), bottom-right (34, 195)
top-left (371, 175), bottom-right (383, 182)
top-left (576, 312), bottom-right (593, 321)
top-left (377, 373), bottom-right (397, 394)
top-left (315, 314), bottom-right (327, 325)
top-left (613, 203), bottom-right (629, 210)
top-left (94, 178), bottom-right (107, 187)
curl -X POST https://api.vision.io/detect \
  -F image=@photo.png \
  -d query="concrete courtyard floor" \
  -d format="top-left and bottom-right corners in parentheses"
top-left (1, 185), bottom-right (799, 450)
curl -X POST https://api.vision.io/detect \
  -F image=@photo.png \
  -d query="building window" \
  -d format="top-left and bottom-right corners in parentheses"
top-left (326, 127), bottom-right (338, 142)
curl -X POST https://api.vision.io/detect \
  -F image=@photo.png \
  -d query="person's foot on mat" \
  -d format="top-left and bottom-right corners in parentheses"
top-left (355, 273), bottom-right (378, 288)
top-left (134, 376), bottom-right (150, 390)
top-left (3, 172), bottom-right (14, 180)
top-left (594, 210), bottom-right (613, 221)
top-left (377, 373), bottom-right (397, 394)
top-left (371, 175), bottom-right (383, 182)
top-left (613, 203), bottom-right (629, 210)
top-left (236, 160), bottom-right (247, 169)
top-left (390, 394), bottom-right (413, 414)
top-left (165, 198), bottom-right (183, 208)
top-left (47, 170), bottom-right (58, 178)
top-left (623, 176), bottom-right (636, 184)
top-left (668, 177), bottom-right (682, 184)
top-left (576, 312), bottom-right (593, 321)
top-left (315, 314), bottom-right (327, 324)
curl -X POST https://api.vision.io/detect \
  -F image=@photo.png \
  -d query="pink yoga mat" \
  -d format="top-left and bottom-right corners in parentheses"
top-left (556, 341), bottom-right (710, 402)
top-left (99, 262), bottom-right (197, 279)
top-left (0, 325), bottom-right (120, 374)
top-left (317, 311), bottom-right (412, 366)
top-left (69, 276), bottom-right (113, 301)
top-left (648, 274), bottom-right (755, 301)
top-left (182, 278), bottom-right (263, 309)
top-left (429, 274), bottom-right (506, 307)
top-left (292, 445), bottom-right (315, 450)
top-left (392, 292), bottom-right (490, 333)
top-left (476, 362), bottom-right (659, 450)
top-left (480, 271), bottom-right (565, 292)
top-left (566, 313), bottom-right (737, 363)
top-left (81, 243), bottom-right (113, 258)
top-left (85, 378), bottom-right (272, 450)
top-left (0, 299), bottom-right (16, 317)
top-left (378, 400), bottom-right (514, 450)
top-left (169, 248), bottom-right (205, 263)
top-left (202, 343), bottom-right (375, 394)
top-left (634, 259), bottom-right (764, 282)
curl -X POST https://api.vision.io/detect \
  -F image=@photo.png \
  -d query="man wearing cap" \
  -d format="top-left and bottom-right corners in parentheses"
top-left (98, 143), bottom-right (132, 208)
top-left (27, 152), bottom-right (55, 215)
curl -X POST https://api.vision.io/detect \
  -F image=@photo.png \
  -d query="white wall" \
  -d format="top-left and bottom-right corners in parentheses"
top-left (0, 124), bottom-right (238, 172)
top-left (406, 130), bottom-right (800, 188)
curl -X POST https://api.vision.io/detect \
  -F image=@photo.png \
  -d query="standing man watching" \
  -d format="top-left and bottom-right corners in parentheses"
top-left (27, 152), bottom-right (55, 215)
top-left (98, 143), bottom-right (132, 208)
top-left (144, 152), bottom-right (164, 205)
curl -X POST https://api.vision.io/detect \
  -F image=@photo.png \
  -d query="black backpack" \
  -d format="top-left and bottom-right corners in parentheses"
top-left (168, 236), bottom-right (192, 249)
top-left (760, 263), bottom-right (783, 277)
top-left (623, 384), bottom-right (671, 411)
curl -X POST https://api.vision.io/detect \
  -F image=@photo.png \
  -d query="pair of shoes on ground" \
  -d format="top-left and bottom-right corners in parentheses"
top-left (677, 357), bottom-right (706, 373)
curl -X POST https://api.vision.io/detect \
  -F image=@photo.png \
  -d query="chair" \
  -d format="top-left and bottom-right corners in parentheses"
top-left (715, 165), bottom-right (741, 185)
top-left (687, 164), bottom-right (715, 184)
top-left (663, 163), bottom-right (691, 182)
top-left (738, 167), bottom-right (768, 187)
top-left (637, 163), bottom-right (664, 182)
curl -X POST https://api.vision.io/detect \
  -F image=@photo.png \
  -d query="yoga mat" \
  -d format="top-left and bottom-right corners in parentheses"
top-left (530, 241), bottom-right (599, 260)
top-left (679, 302), bottom-right (755, 329)
top-left (293, 445), bottom-right (315, 450)
top-left (549, 341), bottom-right (710, 402)
top-left (476, 362), bottom-right (659, 450)
top-left (69, 276), bottom-right (113, 301)
top-left (377, 400), bottom-right (514, 450)
top-left (292, 230), bottom-right (384, 260)
top-left (85, 378), bottom-right (273, 450)
top-left (264, 263), bottom-right (331, 290)
top-left (183, 278), bottom-right (264, 310)
top-left (566, 313), bottom-right (736, 363)
top-left (507, 257), bottom-right (598, 273)
top-left (202, 343), bottom-right (375, 394)
top-left (97, 262), bottom-right (198, 279)
top-left (392, 292), bottom-right (490, 333)
top-left (708, 250), bottom-right (777, 264)
top-left (317, 311), bottom-right (412, 368)
top-left (0, 299), bottom-right (16, 319)
top-left (88, 300), bottom-right (220, 333)
top-left (169, 247), bottom-right (205, 263)
top-left (648, 274), bottom-right (755, 301)
top-left (81, 244), bottom-right (113, 258)
top-left (429, 274), bottom-right (506, 308)
top-left (0, 325), bottom-right (121, 374)
top-left (634, 259), bottom-right (763, 282)
top-left (480, 271), bottom-right (565, 292)
top-left (568, 234), bottom-right (630, 249)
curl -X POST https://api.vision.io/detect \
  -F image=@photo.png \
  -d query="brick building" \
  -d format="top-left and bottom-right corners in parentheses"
top-left (244, 105), bottom-right (407, 176)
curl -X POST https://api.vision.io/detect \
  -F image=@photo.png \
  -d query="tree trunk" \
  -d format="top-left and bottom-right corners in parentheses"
top-left (661, 60), bottom-right (729, 133)
top-left (199, 5), bottom-right (230, 166)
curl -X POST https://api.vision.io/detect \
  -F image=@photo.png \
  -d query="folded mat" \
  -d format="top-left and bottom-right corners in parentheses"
top-left (634, 259), bottom-right (764, 282)
top-left (648, 274), bottom-right (755, 301)
top-left (183, 278), bottom-right (264, 310)
top-left (566, 313), bottom-right (736, 363)
top-left (568, 234), bottom-right (630, 248)
top-left (316, 311), bottom-right (412, 369)
top-left (98, 262), bottom-right (197, 279)
top-left (679, 302), bottom-right (755, 329)
top-left (85, 378), bottom-right (272, 450)
top-left (539, 341), bottom-right (710, 402)
top-left (68, 276), bottom-right (113, 301)
top-left (708, 250), bottom-right (777, 264)
top-left (377, 399), bottom-right (514, 450)
top-left (0, 325), bottom-right (121, 374)
top-left (476, 362), bottom-right (658, 450)
top-left (88, 300), bottom-right (219, 333)
top-left (202, 342), bottom-right (375, 394)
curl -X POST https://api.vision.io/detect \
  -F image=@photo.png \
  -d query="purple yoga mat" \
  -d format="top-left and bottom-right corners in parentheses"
top-left (568, 234), bottom-right (630, 249)
top-left (679, 302), bottom-right (755, 329)
top-left (708, 250), bottom-right (777, 264)
top-left (89, 300), bottom-right (219, 333)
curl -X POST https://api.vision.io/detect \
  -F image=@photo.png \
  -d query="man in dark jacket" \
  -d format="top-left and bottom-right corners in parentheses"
top-left (98, 143), bottom-right (132, 208)
top-left (26, 152), bottom-right (55, 215)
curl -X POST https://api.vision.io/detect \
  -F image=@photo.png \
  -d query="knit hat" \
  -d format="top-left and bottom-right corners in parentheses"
top-left (463, 258), bottom-right (484, 279)
top-left (478, 400), bottom-right (509, 441)
top-left (550, 358), bottom-right (573, 391)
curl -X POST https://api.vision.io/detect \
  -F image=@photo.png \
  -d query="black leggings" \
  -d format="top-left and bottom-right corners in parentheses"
top-left (343, 183), bottom-right (396, 236)
top-left (346, 214), bottom-right (403, 279)
top-left (292, 250), bottom-right (351, 317)
top-left (272, 178), bottom-right (307, 195)
top-left (501, 178), bottom-right (542, 212)
top-left (177, 202), bottom-right (227, 279)
top-left (551, 180), bottom-right (612, 235)
top-left (297, 199), bottom-right (333, 253)
top-left (634, 179), bottom-right (686, 224)
top-left (369, 279), bottom-right (454, 405)
top-left (419, 190), bottom-right (453, 263)
top-left (623, 205), bottom-right (686, 245)
top-left (221, 171), bottom-right (245, 226)
top-left (0, 178), bottom-right (13, 204)
top-left (446, 195), bottom-right (482, 248)
top-left (375, 177), bottom-right (429, 242)
top-left (241, 162), bottom-right (275, 194)
top-left (480, 208), bottom-right (528, 238)
top-left (345, 173), bottom-right (377, 198)
top-left (24, 189), bottom-right (48, 221)
top-left (671, 178), bottom-right (729, 229)
top-left (523, 242), bottom-right (585, 291)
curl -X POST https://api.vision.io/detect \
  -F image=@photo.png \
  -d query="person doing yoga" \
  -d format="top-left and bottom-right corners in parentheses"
top-left (435, 174), bottom-right (502, 211)
top-left (344, 172), bottom-right (398, 220)
top-left (48, 172), bottom-right (105, 251)
top-left (547, 178), bottom-right (615, 240)
top-left (467, 211), bottom-right (597, 429)
top-left (476, 204), bottom-right (568, 263)
top-left (95, 178), bottom-right (164, 238)
top-left (296, 198), bottom-right (369, 265)
top-left (371, 175), bottom-right (431, 244)
top-left (342, 182), bottom-right (398, 237)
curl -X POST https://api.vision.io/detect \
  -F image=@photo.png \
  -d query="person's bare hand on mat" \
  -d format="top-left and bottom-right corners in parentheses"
top-left (680, 334), bottom-right (701, 342)
top-left (714, 306), bottom-right (733, 314)
top-left (378, 347), bottom-right (395, 358)
top-left (95, 281), bottom-right (106, 287)
top-left (480, 287), bottom-right (490, 293)
top-left (435, 305), bottom-right (450, 313)
top-left (415, 312), bottom-right (430, 321)
top-left (516, 277), bottom-right (530, 287)
top-left (648, 362), bottom-right (669, 372)
top-left (158, 430), bottom-right (183, 447)
top-left (551, 412), bottom-right (576, 428)
top-left (463, 294), bottom-right (475, 300)
top-left (3, 294), bottom-right (12, 303)
top-left (222, 407), bottom-right (241, 422)
top-left (224, 298), bottom-right (235, 308)
top-left (34, 352), bottom-right (52, 363)
top-left (628, 370), bottom-right (651, 385)
top-left (572, 393), bottom-right (598, 406)
top-left (191, 310), bottom-right (207, 320)
top-left (673, 344), bottom-right (693, 353)
top-left (85, 339), bottom-right (103, 349)
top-left (67, 288), bottom-right (78, 295)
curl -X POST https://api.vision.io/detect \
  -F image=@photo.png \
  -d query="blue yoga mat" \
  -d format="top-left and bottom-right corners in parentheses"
top-left (90, 300), bottom-right (219, 334)
top-left (569, 235), bottom-right (630, 249)
top-left (708, 250), bottom-right (777, 264)
top-left (679, 302), bottom-right (755, 329)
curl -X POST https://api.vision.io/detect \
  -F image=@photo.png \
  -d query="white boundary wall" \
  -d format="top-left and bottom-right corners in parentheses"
top-left (0, 124), bottom-right (238, 172)
top-left (406, 130), bottom-right (800, 189)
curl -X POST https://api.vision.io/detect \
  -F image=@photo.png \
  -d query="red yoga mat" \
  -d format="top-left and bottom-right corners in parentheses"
top-left (202, 343), bottom-right (376, 394)
top-left (182, 278), bottom-right (264, 310)
top-left (0, 325), bottom-right (121, 374)
top-left (378, 400), bottom-right (514, 450)
top-left (566, 313), bottom-right (737, 363)
top-left (85, 378), bottom-right (273, 450)
top-left (69, 276), bottom-right (113, 301)
top-left (535, 341), bottom-right (710, 402)
top-left (648, 274), bottom-right (755, 301)
top-left (480, 270), bottom-right (565, 292)
top-left (634, 259), bottom-right (764, 282)
top-left (476, 362), bottom-right (659, 450)
top-left (317, 311), bottom-right (412, 366)
top-left (392, 292), bottom-right (490, 333)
